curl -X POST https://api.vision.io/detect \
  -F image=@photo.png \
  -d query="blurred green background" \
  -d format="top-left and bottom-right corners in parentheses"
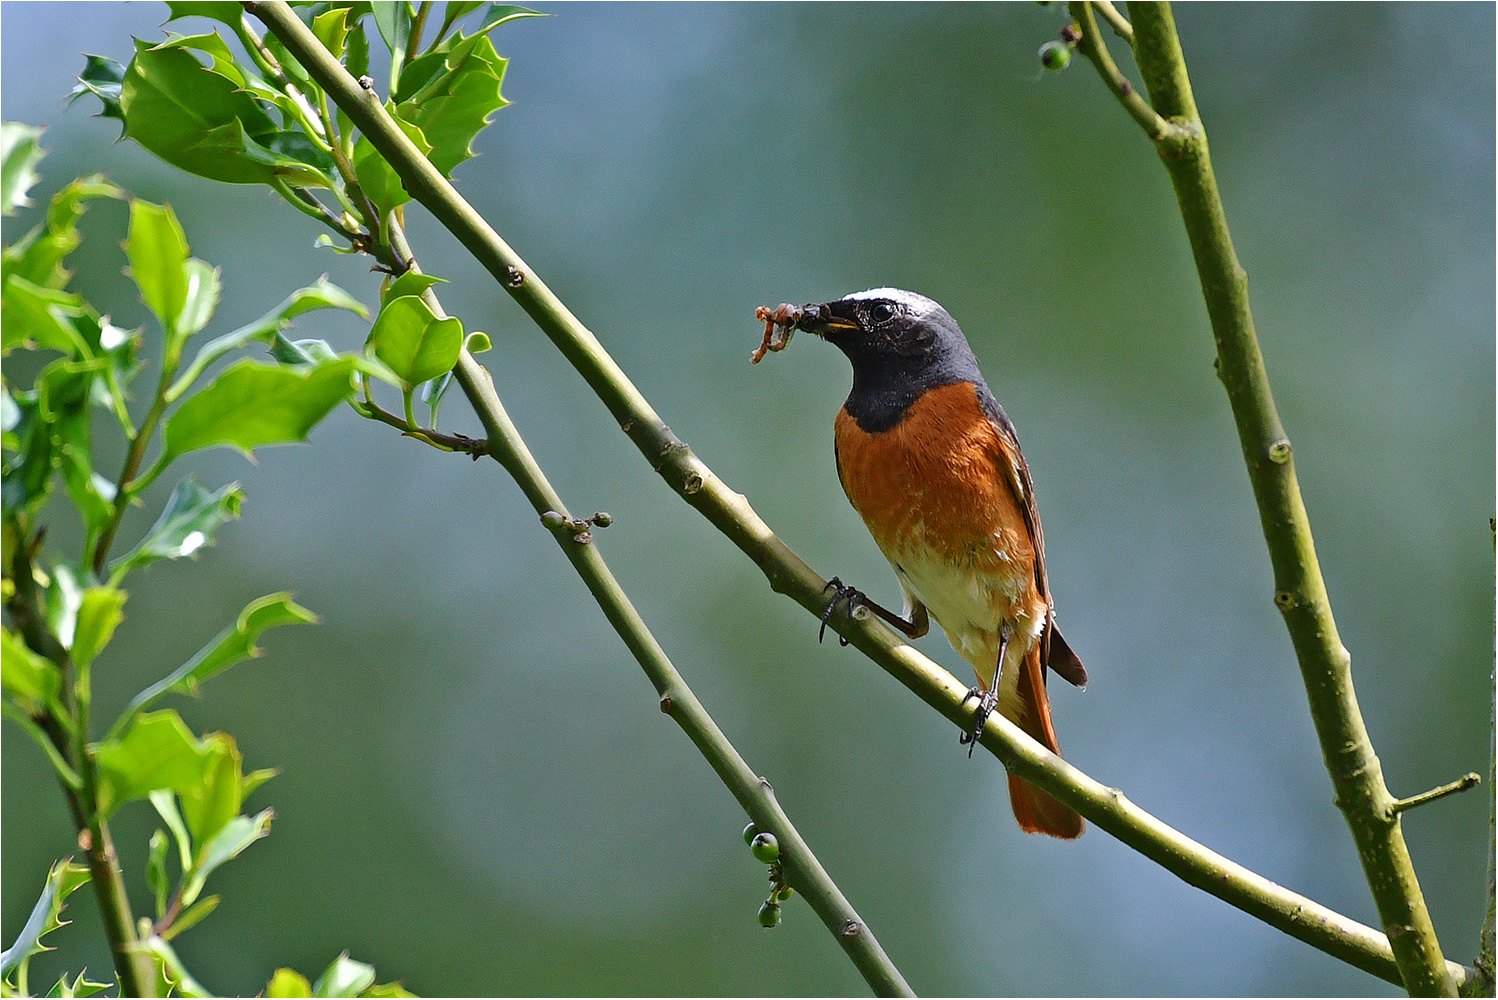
top-left (4, 3), bottom-right (1493, 996)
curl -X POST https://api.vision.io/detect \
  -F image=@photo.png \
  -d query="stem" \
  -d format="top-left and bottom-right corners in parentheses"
top-left (406, 1), bottom-right (431, 64)
top-left (1388, 775), bottom-right (1482, 816)
top-left (380, 225), bottom-right (912, 997)
top-left (1092, 0), bottom-right (1134, 43)
top-left (1094, 4), bottom-right (1457, 995)
top-left (91, 352), bottom-right (177, 577)
top-left (1070, 2), bottom-right (1177, 142)
top-left (244, 1), bottom-right (1476, 989)
top-left (9, 537), bottom-right (155, 996)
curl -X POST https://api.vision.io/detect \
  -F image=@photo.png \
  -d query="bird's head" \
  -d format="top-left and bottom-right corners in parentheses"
top-left (791, 288), bottom-right (987, 430)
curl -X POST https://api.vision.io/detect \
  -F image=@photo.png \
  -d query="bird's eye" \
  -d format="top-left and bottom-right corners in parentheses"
top-left (868, 302), bottom-right (896, 325)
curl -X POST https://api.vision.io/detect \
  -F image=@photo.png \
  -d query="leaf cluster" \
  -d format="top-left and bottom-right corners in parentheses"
top-left (71, 2), bottom-right (534, 451)
top-left (0, 124), bottom-right (404, 995)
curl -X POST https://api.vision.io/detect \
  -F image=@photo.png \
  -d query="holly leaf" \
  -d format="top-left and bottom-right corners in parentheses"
top-left (1, 122), bottom-right (45, 217)
top-left (68, 55), bottom-right (126, 127)
top-left (0, 860), bottom-right (90, 978)
top-left (365, 295), bottom-right (461, 389)
top-left (163, 356), bottom-right (358, 461)
top-left (108, 593), bottom-right (316, 741)
top-left (396, 32), bottom-right (511, 175)
top-left (110, 477), bottom-right (244, 578)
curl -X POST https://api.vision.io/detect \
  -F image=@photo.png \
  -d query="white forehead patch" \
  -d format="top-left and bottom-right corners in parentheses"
top-left (844, 287), bottom-right (940, 313)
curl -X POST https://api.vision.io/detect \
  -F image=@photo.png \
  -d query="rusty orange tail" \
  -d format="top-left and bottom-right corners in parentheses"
top-left (1006, 644), bottom-right (1084, 839)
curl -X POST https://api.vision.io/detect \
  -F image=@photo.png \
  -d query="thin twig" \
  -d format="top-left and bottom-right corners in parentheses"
top-left (1071, 2), bottom-right (1176, 142)
top-left (1093, 0), bottom-right (1134, 44)
top-left (1388, 774), bottom-right (1482, 816)
top-left (244, 1), bottom-right (1476, 990)
top-left (378, 224), bottom-right (912, 997)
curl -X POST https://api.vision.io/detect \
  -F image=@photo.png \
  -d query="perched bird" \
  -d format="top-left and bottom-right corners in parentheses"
top-left (795, 288), bottom-right (1087, 839)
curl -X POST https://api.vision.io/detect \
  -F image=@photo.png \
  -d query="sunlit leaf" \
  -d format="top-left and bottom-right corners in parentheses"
top-left (2, 275), bottom-right (90, 356)
top-left (109, 593), bottom-right (316, 740)
top-left (120, 39), bottom-right (281, 184)
top-left (313, 7), bottom-right (353, 61)
top-left (160, 893), bottom-right (219, 941)
top-left (170, 278), bottom-right (366, 399)
top-left (68, 55), bottom-right (126, 127)
top-left (149, 790), bottom-right (193, 870)
top-left (110, 477), bottom-right (244, 578)
top-left (379, 270), bottom-right (444, 307)
top-left (69, 586), bottom-right (126, 671)
top-left (0, 860), bottom-right (90, 977)
top-left (0, 627), bottom-right (60, 712)
top-left (267, 969), bottom-right (315, 999)
top-left (94, 710), bottom-right (215, 819)
top-left (352, 108), bottom-right (431, 217)
top-left (163, 2), bottom-right (244, 29)
top-left (396, 33), bottom-right (511, 174)
top-left (4, 174), bottom-right (125, 291)
top-left (181, 808), bottom-right (273, 907)
top-left (43, 968), bottom-right (112, 997)
top-left (1, 122), bottom-right (45, 217)
top-left (125, 199), bottom-right (190, 340)
top-left (313, 953), bottom-right (376, 998)
top-left (163, 357), bottom-right (358, 460)
top-left (366, 295), bottom-right (462, 389)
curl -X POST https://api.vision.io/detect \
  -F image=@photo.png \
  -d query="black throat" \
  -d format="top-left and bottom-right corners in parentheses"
top-left (841, 349), bottom-right (988, 433)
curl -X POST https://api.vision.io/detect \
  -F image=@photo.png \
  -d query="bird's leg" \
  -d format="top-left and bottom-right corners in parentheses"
top-left (819, 578), bottom-right (928, 646)
top-left (959, 621), bottom-right (1013, 757)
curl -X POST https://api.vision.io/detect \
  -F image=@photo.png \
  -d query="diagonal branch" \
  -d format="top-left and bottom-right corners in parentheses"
top-left (1080, 3), bottom-right (1463, 995)
top-left (369, 225), bottom-right (913, 997)
top-left (1070, 2), bottom-right (1177, 142)
top-left (243, 1), bottom-right (1474, 991)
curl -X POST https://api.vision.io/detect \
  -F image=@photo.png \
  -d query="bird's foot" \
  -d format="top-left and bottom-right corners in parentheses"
top-left (958, 685), bottom-right (999, 758)
top-left (819, 577), bottom-right (866, 646)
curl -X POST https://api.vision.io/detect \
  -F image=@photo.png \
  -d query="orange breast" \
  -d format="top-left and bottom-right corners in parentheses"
top-left (834, 381), bottom-right (1041, 630)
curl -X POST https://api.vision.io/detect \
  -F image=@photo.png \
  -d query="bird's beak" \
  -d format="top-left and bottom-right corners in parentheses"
top-left (795, 303), bottom-right (860, 337)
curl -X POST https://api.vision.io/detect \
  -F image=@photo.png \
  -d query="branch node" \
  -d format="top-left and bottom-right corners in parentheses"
top-left (659, 694), bottom-right (673, 714)
top-left (1389, 773), bottom-right (1482, 816)
top-left (841, 919), bottom-right (863, 939)
top-left (1273, 590), bottom-right (1297, 610)
top-left (1267, 439), bottom-right (1293, 464)
top-left (505, 265), bottom-right (525, 287)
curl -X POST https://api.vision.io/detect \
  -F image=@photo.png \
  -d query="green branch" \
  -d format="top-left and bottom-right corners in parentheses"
top-left (372, 224), bottom-right (913, 996)
top-left (244, 1), bottom-right (1475, 990)
top-left (1078, 3), bottom-right (1462, 995)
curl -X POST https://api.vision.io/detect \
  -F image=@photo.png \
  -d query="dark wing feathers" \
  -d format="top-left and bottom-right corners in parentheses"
top-left (976, 384), bottom-right (1087, 689)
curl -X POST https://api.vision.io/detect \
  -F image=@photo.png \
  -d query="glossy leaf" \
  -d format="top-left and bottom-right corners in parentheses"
top-left (109, 593), bottom-right (316, 740)
top-left (397, 33), bottom-right (510, 174)
top-left (353, 108), bottom-right (431, 216)
top-left (2, 275), bottom-right (90, 356)
top-left (366, 295), bottom-right (462, 389)
top-left (110, 477), bottom-right (244, 578)
top-left (314, 953), bottom-right (376, 998)
top-left (0, 860), bottom-right (90, 977)
top-left (170, 277), bottom-right (366, 399)
top-left (0, 627), bottom-right (60, 712)
top-left (163, 2), bottom-right (243, 28)
top-left (379, 270), bottom-right (444, 307)
top-left (163, 356), bottom-right (358, 460)
top-left (67, 55), bottom-right (126, 126)
top-left (94, 710), bottom-right (215, 819)
top-left (70, 586), bottom-right (126, 671)
top-left (43, 969), bottom-right (112, 997)
top-left (176, 258), bottom-right (223, 344)
top-left (119, 40), bottom-right (282, 184)
top-left (149, 789), bottom-right (193, 870)
top-left (372, 1), bottom-right (413, 90)
top-left (125, 200), bottom-right (190, 339)
top-left (267, 970), bottom-right (315, 999)
top-left (181, 808), bottom-right (273, 906)
top-left (1, 122), bottom-right (45, 217)
top-left (313, 7), bottom-right (354, 61)
top-left (4, 174), bottom-right (125, 292)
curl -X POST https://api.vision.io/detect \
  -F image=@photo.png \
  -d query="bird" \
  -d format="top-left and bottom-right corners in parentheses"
top-left (794, 288), bottom-right (1087, 839)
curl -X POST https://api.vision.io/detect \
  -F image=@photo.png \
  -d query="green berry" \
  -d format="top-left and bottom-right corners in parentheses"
top-left (1039, 40), bottom-right (1072, 71)
top-left (742, 822), bottom-right (759, 847)
top-left (757, 900), bottom-right (781, 928)
top-left (750, 832), bottom-right (780, 863)
top-left (776, 885), bottom-right (794, 901)
top-left (540, 510), bottom-right (566, 529)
